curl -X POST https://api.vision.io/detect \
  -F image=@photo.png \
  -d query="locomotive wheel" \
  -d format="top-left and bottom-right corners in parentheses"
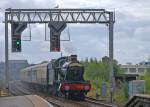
top-left (73, 93), bottom-right (85, 101)
top-left (65, 93), bottom-right (73, 100)
top-left (65, 93), bottom-right (69, 99)
top-left (57, 91), bottom-right (64, 97)
top-left (66, 93), bottom-right (85, 101)
top-left (74, 93), bottom-right (85, 101)
top-left (68, 93), bottom-right (73, 99)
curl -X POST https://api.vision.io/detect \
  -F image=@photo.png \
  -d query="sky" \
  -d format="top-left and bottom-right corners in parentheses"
top-left (0, 0), bottom-right (150, 64)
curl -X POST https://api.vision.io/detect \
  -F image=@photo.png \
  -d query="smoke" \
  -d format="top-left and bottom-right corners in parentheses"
top-left (62, 42), bottom-right (77, 55)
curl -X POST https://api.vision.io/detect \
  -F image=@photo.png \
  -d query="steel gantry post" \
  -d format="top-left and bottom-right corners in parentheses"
top-left (5, 12), bottom-right (9, 90)
top-left (109, 12), bottom-right (115, 103)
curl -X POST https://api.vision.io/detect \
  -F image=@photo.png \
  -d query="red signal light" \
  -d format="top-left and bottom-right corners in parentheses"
top-left (53, 48), bottom-right (60, 52)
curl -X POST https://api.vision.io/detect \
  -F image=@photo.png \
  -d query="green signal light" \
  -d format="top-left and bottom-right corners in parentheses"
top-left (16, 41), bottom-right (20, 45)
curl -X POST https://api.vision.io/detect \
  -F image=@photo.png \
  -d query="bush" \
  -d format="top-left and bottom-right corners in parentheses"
top-left (139, 75), bottom-right (150, 94)
top-left (83, 58), bottom-right (125, 104)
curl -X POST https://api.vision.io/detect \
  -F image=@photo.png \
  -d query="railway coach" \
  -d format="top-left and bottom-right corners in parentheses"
top-left (20, 55), bottom-right (91, 100)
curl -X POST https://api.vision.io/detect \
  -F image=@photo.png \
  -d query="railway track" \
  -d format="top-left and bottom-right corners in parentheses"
top-left (9, 81), bottom-right (31, 96)
top-left (10, 81), bottom-right (115, 107)
top-left (86, 97), bottom-right (104, 102)
top-left (45, 95), bottom-right (114, 107)
top-left (68, 97), bottom-right (114, 107)
top-left (9, 83), bottom-right (23, 96)
top-left (85, 97), bottom-right (113, 107)
top-left (45, 94), bottom-right (87, 107)
top-left (47, 100), bottom-right (64, 107)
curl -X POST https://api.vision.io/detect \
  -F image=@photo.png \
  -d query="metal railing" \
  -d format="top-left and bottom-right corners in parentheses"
top-left (125, 94), bottom-right (150, 107)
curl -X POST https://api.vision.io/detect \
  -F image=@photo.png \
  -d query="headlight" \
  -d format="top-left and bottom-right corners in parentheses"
top-left (65, 86), bottom-right (70, 90)
top-left (84, 85), bottom-right (90, 90)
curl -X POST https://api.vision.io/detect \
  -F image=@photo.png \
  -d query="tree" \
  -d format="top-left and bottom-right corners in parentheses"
top-left (90, 58), bottom-right (94, 63)
top-left (85, 57), bottom-right (89, 63)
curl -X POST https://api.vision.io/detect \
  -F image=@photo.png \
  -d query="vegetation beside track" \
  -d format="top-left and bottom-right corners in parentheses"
top-left (82, 57), bottom-right (150, 106)
top-left (82, 57), bottom-right (127, 105)
top-left (139, 67), bottom-right (150, 94)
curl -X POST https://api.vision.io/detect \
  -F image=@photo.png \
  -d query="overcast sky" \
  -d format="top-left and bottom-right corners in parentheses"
top-left (0, 0), bottom-right (150, 64)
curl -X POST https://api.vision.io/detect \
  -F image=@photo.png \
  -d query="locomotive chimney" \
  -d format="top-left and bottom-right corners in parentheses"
top-left (70, 55), bottom-right (77, 62)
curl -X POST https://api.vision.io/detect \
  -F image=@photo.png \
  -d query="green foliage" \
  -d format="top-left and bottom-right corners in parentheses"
top-left (114, 85), bottom-right (128, 106)
top-left (83, 57), bottom-right (149, 105)
top-left (139, 73), bottom-right (150, 94)
top-left (83, 59), bottom-right (109, 90)
top-left (146, 68), bottom-right (150, 76)
top-left (114, 64), bottom-right (123, 75)
top-left (83, 58), bottom-right (122, 85)
top-left (139, 69), bottom-right (150, 94)
top-left (82, 57), bottom-right (124, 104)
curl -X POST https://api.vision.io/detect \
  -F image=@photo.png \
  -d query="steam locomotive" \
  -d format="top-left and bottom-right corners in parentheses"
top-left (20, 55), bottom-right (91, 100)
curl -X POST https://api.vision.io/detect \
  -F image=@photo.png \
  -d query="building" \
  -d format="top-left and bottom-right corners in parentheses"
top-left (139, 61), bottom-right (150, 65)
top-left (120, 64), bottom-right (150, 75)
top-left (0, 60), bottom-right (29, 80)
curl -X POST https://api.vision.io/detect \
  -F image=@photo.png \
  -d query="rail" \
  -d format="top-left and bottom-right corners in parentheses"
top-left (85, 97), bottom-right (114, 107)
top-left (47, 100), bottom-right (64, 107)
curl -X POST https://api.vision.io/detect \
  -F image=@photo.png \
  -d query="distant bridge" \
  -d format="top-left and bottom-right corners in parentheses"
top-left (120, 64), bottom-right (150, 75)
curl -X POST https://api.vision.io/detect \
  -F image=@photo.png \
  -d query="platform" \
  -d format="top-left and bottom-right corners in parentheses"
top-left (0, 95), bottom-right (53, 107)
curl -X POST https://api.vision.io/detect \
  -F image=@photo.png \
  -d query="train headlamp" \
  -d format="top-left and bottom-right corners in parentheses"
top-left (65, 86), bottom-right (70, 91)
top-left (84, 85), bottom-right (90, 90)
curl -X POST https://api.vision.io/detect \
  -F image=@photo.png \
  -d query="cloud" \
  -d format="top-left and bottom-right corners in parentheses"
top-left (0, 0), bottom-right (150, 64)
top-left (62, 41), bottom-right (77, 55)
top-left (134, 26), bottom-right (150, 42)
top-left (0, 0), bottom-right (56, 9)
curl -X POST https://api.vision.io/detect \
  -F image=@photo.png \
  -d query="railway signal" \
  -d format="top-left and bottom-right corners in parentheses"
top-left (11, 22), bottom-right (27, 52)
top-left (48, 22), bottom-right (66, 52)
top-left (50, 33), bottom-right (61, 51)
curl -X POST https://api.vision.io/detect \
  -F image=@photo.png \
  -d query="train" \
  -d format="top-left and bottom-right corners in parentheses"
top-left (20, 55), bottom-right (91, 100)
